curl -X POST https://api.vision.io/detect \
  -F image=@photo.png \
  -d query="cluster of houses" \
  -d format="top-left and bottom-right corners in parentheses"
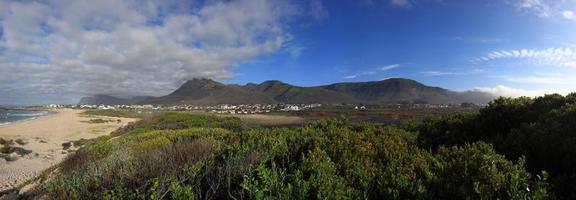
top-left (403, 103), bottom-right (484, 109)
top-left (65, 103), bottom-right (323, 115)
top-left (46, 104), bottom-right (66, 108)
top-left (207, 104), bottom-right (322, 114)
top-left (78, 104), bottom-right (156, 110)
top-left (44, 102), bottom-right (479, 114)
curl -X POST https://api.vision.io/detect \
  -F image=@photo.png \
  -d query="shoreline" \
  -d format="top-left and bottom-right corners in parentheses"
top-left (0, 109), bottom-right (138, 193)
top-left (0, 110), bottom-right (57, 127)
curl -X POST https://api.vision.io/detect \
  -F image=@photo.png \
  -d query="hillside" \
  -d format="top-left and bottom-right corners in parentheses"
top-left (143, 79), bottom-right (276, 105)
top-left (83, 78), bottom-right (495, 105)
top-left (322, 78), bottom-right (492, 104)
top-left (244, 80), bottom-right (359, 104)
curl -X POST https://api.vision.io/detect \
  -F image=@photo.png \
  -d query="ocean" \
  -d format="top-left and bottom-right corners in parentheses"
top-left (0, 108), bottom-right (53, 126)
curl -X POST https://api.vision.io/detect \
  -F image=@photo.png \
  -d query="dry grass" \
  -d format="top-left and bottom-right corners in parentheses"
top-left (136, 138), bottom-right (215, 178)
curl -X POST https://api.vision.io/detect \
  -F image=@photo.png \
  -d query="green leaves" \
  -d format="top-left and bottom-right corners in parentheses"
top-left (430, 142), bottom-right (543, 199)
top-left (38, 112), bottom-right (548, 199)
top-left (418, 93), bottom-right (576, 198)
top-left (302, 148), bottom-right (351, 200)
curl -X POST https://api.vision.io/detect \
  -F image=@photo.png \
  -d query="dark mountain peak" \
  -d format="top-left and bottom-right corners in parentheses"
top-left (383, 77), bottom-right (416, 82)
top-left (144, 78), bottom-right (275, 105)
top-left (244, 82), bottom-right (258, 87)
top-left (259, 80), bottom-right (289, 86)
top-left (379, 78), bottom-right (423, 85)
top-left (175, 78), bottom-right (223, 90)
top-left (255, 80), bottom-right (296, 93)
top-left (182, 78), bottom-right (222, 87)
top-left (86, 77), bottom-right (495, 105)
top-left (325, 78), bottom-right (425, 91)
top-left (365, 78), bottom-right (447, 93)
top-left (331, 78), bottom-right (422, 86)
top-left (167, 79), bottom-right (225, 98)
top-left (360, 78), bottom-right (426, 89)
top-left (190, 77), bottom-right (217, 82)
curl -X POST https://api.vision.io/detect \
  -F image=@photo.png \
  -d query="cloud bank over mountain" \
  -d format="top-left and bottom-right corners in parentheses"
top-left (0, 0), bottom-right (574, 104)
top-left (0, 0), bottom-right (323, 104)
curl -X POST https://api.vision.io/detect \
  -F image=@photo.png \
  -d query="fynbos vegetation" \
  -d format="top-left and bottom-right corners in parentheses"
top-left (26, 95), bottom-right (571, 199)
top-left (418, 93), bottom-right (576, 199)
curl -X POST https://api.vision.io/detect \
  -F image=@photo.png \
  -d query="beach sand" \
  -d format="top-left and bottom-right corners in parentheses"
top-left (0, 109), bottom-right (137, 192)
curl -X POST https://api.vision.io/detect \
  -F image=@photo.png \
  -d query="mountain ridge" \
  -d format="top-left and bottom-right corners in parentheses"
top-left (80, 78), bottom-right (495, 105)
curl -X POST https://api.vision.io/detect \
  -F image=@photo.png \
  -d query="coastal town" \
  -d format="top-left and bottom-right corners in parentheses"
top-left (46, 103), bottom-right (324, 114)
top-left (43, 102), bottom-right (481, 115)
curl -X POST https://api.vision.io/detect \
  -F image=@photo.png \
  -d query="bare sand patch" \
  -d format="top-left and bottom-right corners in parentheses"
top-left (0, 109), bottom-right (137, 192)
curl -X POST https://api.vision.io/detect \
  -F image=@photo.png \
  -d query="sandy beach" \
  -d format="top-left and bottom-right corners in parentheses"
top-left (0, 109), bottom-right (137, 192)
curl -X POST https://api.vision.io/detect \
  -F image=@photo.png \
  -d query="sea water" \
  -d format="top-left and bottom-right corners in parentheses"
top-left (0, 108), bottom-right (52, 126)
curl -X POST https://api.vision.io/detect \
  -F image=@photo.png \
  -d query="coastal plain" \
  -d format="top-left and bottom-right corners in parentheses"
top-left (0, 109), bottom-right (137, 192)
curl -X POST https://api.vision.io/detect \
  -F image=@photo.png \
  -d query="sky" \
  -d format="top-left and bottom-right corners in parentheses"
top-left (0, 0), bottom-right (575, 105)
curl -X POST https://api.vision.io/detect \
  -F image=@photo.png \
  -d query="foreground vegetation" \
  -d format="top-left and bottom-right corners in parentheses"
top-left (418, 93), bottom-right (576, 199)
top-left (26, 108), bottom-right (553, 199)
top-left (81, 109), bottom-right (159, 119)
top-left (23, 93), bottom-right (576, 199)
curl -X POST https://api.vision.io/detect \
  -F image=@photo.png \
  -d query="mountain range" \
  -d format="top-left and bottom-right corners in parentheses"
top-left (79, 78), bottom-right (495, 105)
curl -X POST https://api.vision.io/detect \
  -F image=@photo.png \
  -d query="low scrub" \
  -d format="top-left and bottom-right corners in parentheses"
top-left (86, 119), bottom-right (113, 124)
top-left (418, 93), bottom-right (576, 198)
top-left (81, 109), bottom-right (151, 118)
top-left (28, 112), bottom-right (547, 199)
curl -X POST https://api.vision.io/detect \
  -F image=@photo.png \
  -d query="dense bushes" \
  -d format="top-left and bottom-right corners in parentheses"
top-left (110, 113), bottom-right (244, 136)
top-left (31, 113), bottom-right (547, 199)
top-left (430, 143), bottom-right (547, 199)
top-left (81, 109), bottom-right (149, 118)
top-left (418, 93), bottom-right (576, 199)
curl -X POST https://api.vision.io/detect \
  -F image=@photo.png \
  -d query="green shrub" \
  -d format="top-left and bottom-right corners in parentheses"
top-left (34, 112), bottom-right (549, 199)
top-left (418, 93), bottom-right (576, 198)
top-left (430, 142), bottom-right (547, 199)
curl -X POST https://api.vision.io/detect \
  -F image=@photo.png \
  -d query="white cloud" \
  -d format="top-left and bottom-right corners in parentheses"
top-left (562, 10), bottom-right (576, 20)
top-left (454, 36), bottom-right (508, 44)
top-left (307, 0), bottom-right (329, 21)
top-left (343, 64), bottom-right (402, 79)
top-left (514, 0), bottom-right (551, 17)
top-left (512, 0), bottom-right (576, 21)
top-left (422, 69), bottom-right (484, 76)
top-left (283, 42), bottom-right (306, 59)
top-left (390, 0), bottom-right (413, 8)
top-left (423, 71), bottom-right (460, 76)
top-left (472, 85), bottom-right (549, 98)
top-left (381, 64), bottom-right (402, 71)
top-left (475, 47), bottom-right (576, 68)
top-left (365, 0), bottom-right (575, 20)
top-left (499, 74), bottom-right (576, 85)
top-left (0, 0), bottom-right (323, 104)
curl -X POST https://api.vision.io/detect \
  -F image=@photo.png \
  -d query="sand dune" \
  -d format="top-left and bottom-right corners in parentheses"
top-left (0, 109), bottom-right (137, 192)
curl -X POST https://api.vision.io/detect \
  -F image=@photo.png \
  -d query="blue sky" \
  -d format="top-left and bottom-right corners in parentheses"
top-left (0, 0), bottom-right (575, 104)
top-left (228, 0), bottom-right (576, 97)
